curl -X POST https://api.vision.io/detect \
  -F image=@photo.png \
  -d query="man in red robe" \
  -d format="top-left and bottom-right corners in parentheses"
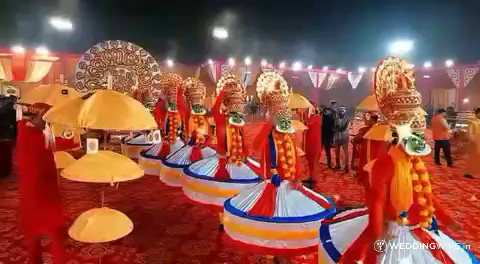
top-left (353, 115), bottom-right (388, 195)
top-left (17, 103), bottom-right (66, 264)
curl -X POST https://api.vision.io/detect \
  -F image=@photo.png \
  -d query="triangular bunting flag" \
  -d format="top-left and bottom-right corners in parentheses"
top-left (347, 72), bottom-right (364, 89)
top-left (208, 62), bottom-right (217, 82)
top-left (308, 71), bottom-right (318, 87)
top-left (318, 72), bottom-right (327, 88)
top-left (447, 68), bottom-right (461, 88)
top-left (221, 64), bottom-right (231, 76)
top-left (325, 74), bottom-right (339, 90)
top-left (195, 67), bottom-right (201, 78)
top-left (464, 67), bottom-right (479, 88)
top-left (240, 67), bottom-right (253, 86)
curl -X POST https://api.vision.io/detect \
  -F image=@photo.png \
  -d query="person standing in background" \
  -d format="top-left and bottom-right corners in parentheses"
top-left (334, 106), bottom-right (350, 173)
top-left (465, 107), bottom-right (480, 179)
top-left (306, 108), bottom-right (322, 175)
top-left (446, 106), bottom-right (457, 129)
top-left (431, 109), bottom-right (454, 167)
top-left (321, 107), bottom-right (336, 168)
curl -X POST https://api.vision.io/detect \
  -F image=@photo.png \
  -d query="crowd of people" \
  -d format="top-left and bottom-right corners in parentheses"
top-left (310, 102), bottom-right (480, 182)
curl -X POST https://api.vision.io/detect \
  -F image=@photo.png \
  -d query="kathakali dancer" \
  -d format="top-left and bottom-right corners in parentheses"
top-left (318, 57), bottom-right (478, 264)
top-left (139, 73), bottom-right (186, 178)
top-left (222, 72), bottom-right (336, 251)
top-left (162, 77), bottom-right (216, 186)
top-left (183, 74), bottom-right (261, 205)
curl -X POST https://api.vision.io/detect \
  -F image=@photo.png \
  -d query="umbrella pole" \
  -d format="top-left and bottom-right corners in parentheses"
top-left (100, 190), bottom-right (105, 207)
top-left (103, 131), bottom-right (108, 150)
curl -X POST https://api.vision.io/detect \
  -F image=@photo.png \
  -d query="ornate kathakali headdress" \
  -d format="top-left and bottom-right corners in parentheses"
top-left (159, 72), bottom-right (183, 112)
top-left (183, 77), bottom-right (206, 115)
top-left (216, 74), bottom-right (246, 126)
top-left (256, 71), bottom-right (294, 133)
top-left (374, 56), bottom-right (430, 156)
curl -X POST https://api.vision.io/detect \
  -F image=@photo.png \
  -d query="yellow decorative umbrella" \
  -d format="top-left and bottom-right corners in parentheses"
top-left (363, 124), bottom-right (392, 141)
top-left (292, 120), bottom-right (308, 131)
top-left (54, 151), bottom-right (77, 169)
top-left (44, 90), bottom-right (157, 131)
top-left (61, 150), bottom-right (143, 242)
top-left (68, 207), bottom-right (133, 243)
top-left (61, 151), bottom-right (143, 183)
top-left (288, 93), bottom-right (313, 109)
top-left (18, 84), bottom-right (82, 106)
top-left (356, 95), bottom-right (379, 112)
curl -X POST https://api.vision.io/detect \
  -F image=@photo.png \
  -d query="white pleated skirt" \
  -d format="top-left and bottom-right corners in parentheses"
top-left (318, 208), bottom-right (477, 264)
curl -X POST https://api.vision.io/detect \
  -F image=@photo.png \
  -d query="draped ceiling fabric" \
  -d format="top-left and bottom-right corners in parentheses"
top-left (24, 58), bottom-right (55, 82)
top-left (0, 56), bottom-right (13, 81)
top-left (0, 54), bottom-right (56, 82)
top-left (431, 88), bottom-right (456, 109)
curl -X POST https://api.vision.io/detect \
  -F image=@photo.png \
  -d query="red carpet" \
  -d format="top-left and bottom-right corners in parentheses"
top-left (0, 127), bottom-right (479, 263)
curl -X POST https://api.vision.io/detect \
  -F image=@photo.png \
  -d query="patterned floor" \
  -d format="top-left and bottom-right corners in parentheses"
top-left (0, 127), bottom-right (479, 263)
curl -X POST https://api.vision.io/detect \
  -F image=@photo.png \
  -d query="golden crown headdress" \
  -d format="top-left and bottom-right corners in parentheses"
top-left (159, 72), bottom-right (183, 104)
top-left (256, 71), bottom-right (291, 118)
top-left (216, 74), bottom-right (246, 113)
top-left (374, 56), bottom-right (426, 132)
top-left (183, 77), bottom-right (206, 106)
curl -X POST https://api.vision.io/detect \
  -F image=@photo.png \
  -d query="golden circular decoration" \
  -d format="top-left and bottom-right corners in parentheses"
top-left (75, 40), bottom-right (162, 100)
top-left (61, 129), bottom-right (74, 139)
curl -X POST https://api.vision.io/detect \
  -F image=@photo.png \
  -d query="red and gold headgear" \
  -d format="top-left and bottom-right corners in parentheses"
top-left (216, 74), bottom-right (246, 114)
top-left (374, 56), bottom-right (430, 156)
top-left (159, 72), bottom-right (182, 111)
top-left (183, 77), bottom-right (206, 115)
top-left (256, 72), bottom-right (293, 133)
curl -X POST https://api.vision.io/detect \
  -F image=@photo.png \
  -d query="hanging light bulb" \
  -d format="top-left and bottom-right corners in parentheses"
top-left (11, 45), bottom-right (25, 53)
top-left (292, 61), bottom-right (302, 71)
top-left (228, 57), bottom-right (235, 67)
top-left (261, 59), bottom-right (268, 67)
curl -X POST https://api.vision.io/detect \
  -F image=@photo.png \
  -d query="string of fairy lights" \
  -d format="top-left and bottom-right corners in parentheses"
top-left (162, 56), bottom-right (459, 74)
top-left (5, 44), bottom-right (460, 74)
